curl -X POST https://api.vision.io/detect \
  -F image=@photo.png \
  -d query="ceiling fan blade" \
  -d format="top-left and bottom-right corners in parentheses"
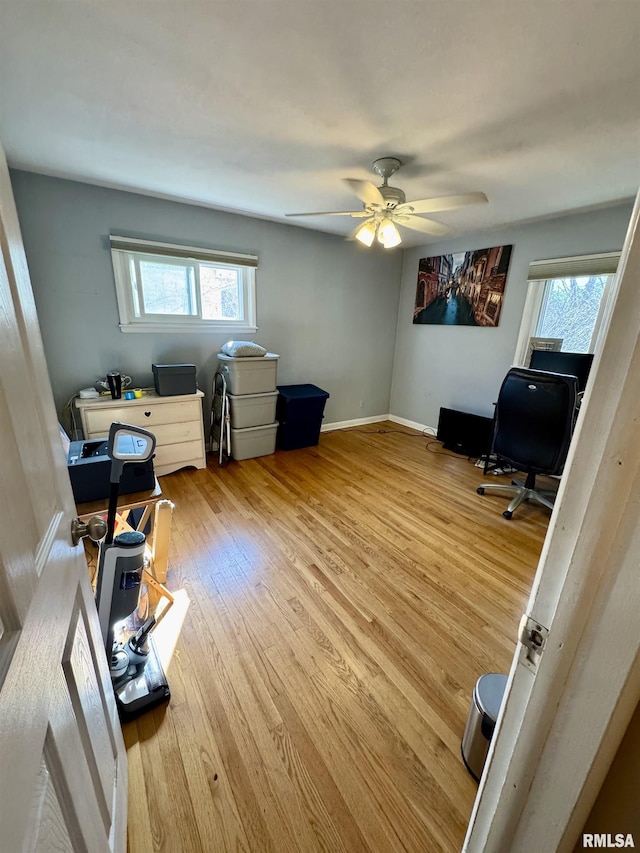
top-left (396, 216), bottom-right (450, 237)
top-left (396, 192), bottom-right (488, 215)
top-left (286, 210), bottom-right (368, 217)
top-left (343, 179), bottom-right (385, 206)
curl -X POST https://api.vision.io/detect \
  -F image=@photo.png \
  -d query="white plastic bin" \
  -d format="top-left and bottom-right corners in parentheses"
top-left (217, 353), bottom-right (279, 395)
top-left (230, 422), bottom-right (278, 460)
top-left (227, 391), bottom-right (278, 429)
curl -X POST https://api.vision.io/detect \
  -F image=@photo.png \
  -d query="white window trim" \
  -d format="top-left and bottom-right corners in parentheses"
top-left (513, 252), bottom-right (620, 366)
top-left (514, 280), bottom-right (548, 366)
top-left (110, 236), bottom-right (258, 334)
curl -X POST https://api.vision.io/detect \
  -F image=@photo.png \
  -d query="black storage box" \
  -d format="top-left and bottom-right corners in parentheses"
top-left (68, 438), bottom-right (155, 504)
top-left (276, 384), bottom-right (330, 450)
top-left (152, 363), bottom-right (197, 396)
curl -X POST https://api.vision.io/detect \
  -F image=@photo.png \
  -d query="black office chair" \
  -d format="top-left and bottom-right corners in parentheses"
top-left (477, 368), bottom-right (578, 519)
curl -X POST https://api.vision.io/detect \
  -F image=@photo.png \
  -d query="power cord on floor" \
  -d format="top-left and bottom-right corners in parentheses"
top-left (336, 425), bottom-right (520, 477)
top-left (342, 426), bottom-right (437, 438)
top-left (425, 440), bottom-right (479, 462)
top-left (338, 425), bottom-right (485, 466)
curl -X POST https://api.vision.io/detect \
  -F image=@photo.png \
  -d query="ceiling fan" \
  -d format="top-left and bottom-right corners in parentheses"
top-left (286, 157), bottom-right (488, 248)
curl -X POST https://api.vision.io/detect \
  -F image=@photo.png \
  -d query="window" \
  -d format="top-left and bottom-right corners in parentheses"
top-left (110, 236), bottom-right (257, 333)
top-left (536, 274), bottom-right (610, 353)
top-left (514, 252), bottom-right (620, 366)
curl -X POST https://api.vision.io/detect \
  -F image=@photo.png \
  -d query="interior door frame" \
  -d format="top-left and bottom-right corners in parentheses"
top-left (464, 192), bottom-right (640, 851)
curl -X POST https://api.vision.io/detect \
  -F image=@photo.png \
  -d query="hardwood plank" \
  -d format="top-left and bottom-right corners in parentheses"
top-left (265, 636), bottom-right (424, 852)
top-left (167, 682), bottom-right (252, 852)
top-left (125, 422), bottom-right (546, 851)
top-left (122, 722), bottom-right (153, 853)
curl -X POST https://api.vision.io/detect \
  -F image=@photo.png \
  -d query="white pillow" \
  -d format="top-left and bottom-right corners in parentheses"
top-left (220, 340), bottom-right (267, 358)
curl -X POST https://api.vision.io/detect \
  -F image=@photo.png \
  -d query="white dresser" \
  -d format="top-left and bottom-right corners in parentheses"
top-left (75, 390), bottom-right (206, 477)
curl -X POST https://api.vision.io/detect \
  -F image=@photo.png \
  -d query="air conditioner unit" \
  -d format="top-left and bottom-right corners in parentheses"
top-left (526, 336), bottom-right (563, 366)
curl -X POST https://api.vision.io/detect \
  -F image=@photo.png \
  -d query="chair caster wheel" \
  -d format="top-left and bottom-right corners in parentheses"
top-left (477, 487), bottom-right (485, 495)
top-left (503, 510), bottom-right (513, 520)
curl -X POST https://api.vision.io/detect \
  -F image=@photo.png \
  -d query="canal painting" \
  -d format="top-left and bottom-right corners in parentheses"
top-left (413, 244), bottom-right (513, 327)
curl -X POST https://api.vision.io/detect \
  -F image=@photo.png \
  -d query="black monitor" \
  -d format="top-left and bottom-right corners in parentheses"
top-left (529, 350), bottom-right (594, 393)
top-left (436, 407), bottom-right (494, 456)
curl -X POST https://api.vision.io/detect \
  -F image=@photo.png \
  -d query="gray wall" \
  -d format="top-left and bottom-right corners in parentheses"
top-left (11, 168), bottom-right (633, 440)
top-left (390, 202), bottom-right (634, 429)
top-left (10, 170), bottom-right (402, 429)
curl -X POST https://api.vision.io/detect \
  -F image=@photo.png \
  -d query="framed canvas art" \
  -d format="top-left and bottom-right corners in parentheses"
top-left (413, 244), bottom-right (513, 327)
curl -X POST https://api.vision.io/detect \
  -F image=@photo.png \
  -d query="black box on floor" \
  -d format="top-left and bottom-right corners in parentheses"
top-left (436, 407), bottom-right (494, 457)
top-left (68, 438), bottom-right (155, 504)
top-left (276, 384), bottom-right (330, 450)
top-left (152, 363), bottom-right (197, 396)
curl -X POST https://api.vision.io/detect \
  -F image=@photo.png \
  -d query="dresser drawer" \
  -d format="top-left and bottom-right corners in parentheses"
top-left (153, 440), bottom-right (205, 476)
top-left (139, 420), bottom-right (204, 447)
top-left (84, 399), bottom-right (202, 435)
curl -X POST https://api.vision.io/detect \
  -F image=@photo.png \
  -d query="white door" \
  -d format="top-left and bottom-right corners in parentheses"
top-left (465, 193), bottom-right (640, 851)
top-left (0, 143), bottom-right (127, 850)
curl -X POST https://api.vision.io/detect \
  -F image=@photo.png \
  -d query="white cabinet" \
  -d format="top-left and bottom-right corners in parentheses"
top-left (75, 390), bottom-right (206, 477)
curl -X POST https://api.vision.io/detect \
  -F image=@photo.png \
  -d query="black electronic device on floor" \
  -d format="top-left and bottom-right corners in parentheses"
top-left (93, 422), bottom-right (170, 720)
top-left (437, 407), bottom-right (494, 457)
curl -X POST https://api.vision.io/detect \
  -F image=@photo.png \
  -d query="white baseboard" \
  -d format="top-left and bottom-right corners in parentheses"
top-left (321, 413), bottom-right (438, 435)
top-left (388, 414), bottom-right (437, 436)
top-left (321, 414), bottom-right (389, 432)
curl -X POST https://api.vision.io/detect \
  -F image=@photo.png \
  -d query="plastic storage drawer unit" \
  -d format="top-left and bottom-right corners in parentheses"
top-left (461, 673), bottom-right (508, 781)
top-left (152, 363), bottom-right (197, 396)
top-left (276, 384), bottom-right (330, 450)
top-left (230, 422), bottom-right (278, 461)
top-left (217, 353), bottom-right (279, 395)
top-left (227, 391), bottom-right (278, 429)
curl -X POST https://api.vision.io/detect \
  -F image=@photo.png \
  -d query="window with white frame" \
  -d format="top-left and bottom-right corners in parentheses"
top-left (110, 236), bottom-right (258, 333)
top-left (514, 252), bottom-right (620, 366)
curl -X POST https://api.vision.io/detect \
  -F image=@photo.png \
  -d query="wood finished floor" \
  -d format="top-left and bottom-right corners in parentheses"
top-left (123, 423), bottom-right (548, 853)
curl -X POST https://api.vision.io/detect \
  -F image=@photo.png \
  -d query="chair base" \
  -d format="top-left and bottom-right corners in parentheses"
top-left (476, 475), bottom-right (557, 519)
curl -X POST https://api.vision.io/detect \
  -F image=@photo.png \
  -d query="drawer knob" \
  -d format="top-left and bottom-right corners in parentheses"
top-left (144, 411), bottom-right (151, 417)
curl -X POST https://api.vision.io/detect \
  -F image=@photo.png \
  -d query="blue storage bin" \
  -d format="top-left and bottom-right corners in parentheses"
top-left (276, 384), bottom-right (330, 450)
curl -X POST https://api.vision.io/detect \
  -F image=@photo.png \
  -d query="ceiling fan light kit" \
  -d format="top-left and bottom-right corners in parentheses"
top-left (378, 218), bottom-right (402, 248)
top-left (354, 216), bottom-right (401, 249)
top-left (286, 158), bottom-right (488, 248)
top-left (355, 219), bottom-right (377, 247)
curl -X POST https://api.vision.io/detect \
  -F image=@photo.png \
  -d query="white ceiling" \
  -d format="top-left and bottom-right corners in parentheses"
top-left (1, 1), bottom-right (639, 247)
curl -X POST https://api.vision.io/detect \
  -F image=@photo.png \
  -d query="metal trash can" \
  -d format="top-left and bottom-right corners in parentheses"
top-left (461, 673), bottom-right (508, 781)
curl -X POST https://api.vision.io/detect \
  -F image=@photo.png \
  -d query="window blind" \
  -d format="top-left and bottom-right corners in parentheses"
top-left (527, 251), bottom-right (620, 281)
top-left (109, 236), bottom-right (258, 267)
